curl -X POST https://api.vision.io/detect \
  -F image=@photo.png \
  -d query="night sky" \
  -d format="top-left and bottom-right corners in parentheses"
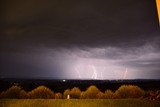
top-left (0, 0), bottom-right (160, 79)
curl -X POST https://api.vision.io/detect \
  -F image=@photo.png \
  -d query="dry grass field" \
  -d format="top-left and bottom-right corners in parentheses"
top-left (0, 99), bottom-right (160, 107)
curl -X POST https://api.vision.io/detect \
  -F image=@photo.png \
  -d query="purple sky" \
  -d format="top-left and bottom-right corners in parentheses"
top-left (0, 0), bottom-right (160, 79)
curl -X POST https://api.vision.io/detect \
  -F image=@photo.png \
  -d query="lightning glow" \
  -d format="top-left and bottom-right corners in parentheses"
top-left (42, 45), bottom-right (160, 80)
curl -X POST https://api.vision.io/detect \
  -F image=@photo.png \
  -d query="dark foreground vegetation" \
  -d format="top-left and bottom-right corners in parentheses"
top-left (0, 84), bottom-right (160, 101)
top-left (1, 79), bottom-right (160, 92)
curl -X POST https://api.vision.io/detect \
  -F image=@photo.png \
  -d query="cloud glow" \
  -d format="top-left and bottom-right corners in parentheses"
top-left (1, 43), bottom-right (160, 79)
top-left (44, 44), bottom-right (160, 79)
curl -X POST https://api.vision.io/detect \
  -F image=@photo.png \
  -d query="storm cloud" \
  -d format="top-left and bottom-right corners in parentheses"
top-left (0, 0), bottom-right (160, 79)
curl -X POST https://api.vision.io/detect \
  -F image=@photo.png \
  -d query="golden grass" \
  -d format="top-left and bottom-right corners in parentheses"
top-left (0, 99), bottom-right (160, 107)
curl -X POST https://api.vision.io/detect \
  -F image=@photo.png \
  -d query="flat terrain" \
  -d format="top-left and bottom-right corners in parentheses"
top-left (0, 99), bottom-right (160, 107)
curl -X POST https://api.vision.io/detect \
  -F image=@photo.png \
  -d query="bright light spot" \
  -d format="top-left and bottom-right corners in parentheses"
top-left (62, 80), bottom-right (66, 82)
top-left (67, 95), bottom-right (70, 99)
top-left (156, 0), bottom-right (160, 24)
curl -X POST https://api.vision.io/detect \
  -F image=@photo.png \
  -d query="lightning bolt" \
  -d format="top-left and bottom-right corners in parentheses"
top-left (100, 71), bottom-right (103, 79)
top-left (90, 65), bottom-right (98, 79)
top-left (123, 68), bottom-right (128, 79)
top-left (100, 67), bottom-right (105, 80)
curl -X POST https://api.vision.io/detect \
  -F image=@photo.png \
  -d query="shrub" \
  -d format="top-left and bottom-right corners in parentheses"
top-left (55, 93), bottom-right (62, 99)
top-left (81, 85), bottom-right (100, 99)
top-left (80, 91), bottom-right (86, 99)
top-left (97, 92), bottom-right (105, 99)
top-left (104, 90), bottom-right (115, 99)
top-left (145, 90), bottom-right (160, 101)
top-left (115, 85), bottom-right (145, 98)
top-left (63, 89), bottom-right (70, 99)
top-left (28, 86), bottom-right (54, 99)
top-left (19, 90), bottom-right (28, 99)
top-left (157, 93), bottom-right (160, 101)
top-left (0, 85), bottom-right (27, 99)
top-left (70, 87), bottom-right (81, 99)
top-left (156, 90), bottom-right (160, 101)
